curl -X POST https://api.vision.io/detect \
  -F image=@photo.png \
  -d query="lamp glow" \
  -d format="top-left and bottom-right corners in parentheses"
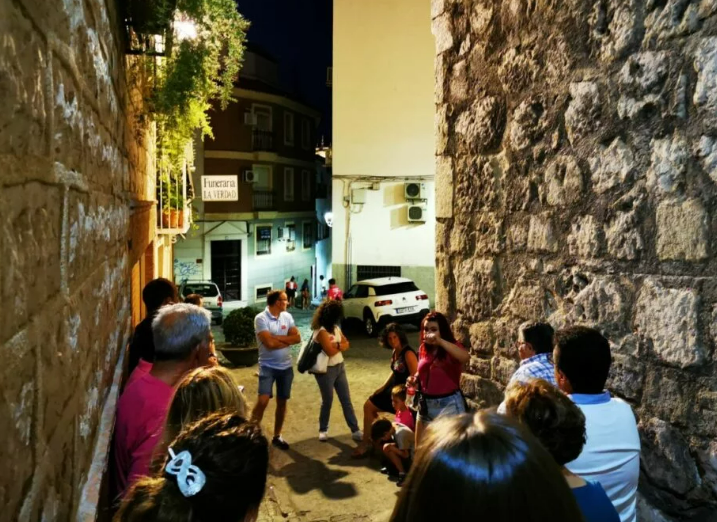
top-left (324, 212), bottom-right (334, 228)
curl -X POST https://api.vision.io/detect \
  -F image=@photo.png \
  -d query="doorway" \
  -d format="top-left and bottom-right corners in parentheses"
top-left (211, 240), bottom-right (242, 301)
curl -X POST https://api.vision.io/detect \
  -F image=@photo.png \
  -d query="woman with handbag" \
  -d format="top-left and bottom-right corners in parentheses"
top-left (310, 300), bottom-right (363, 442)
top-left (409, 311), bottom-right (469, 445)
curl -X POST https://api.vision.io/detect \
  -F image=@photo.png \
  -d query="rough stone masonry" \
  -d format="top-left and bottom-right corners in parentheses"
top-left (0, 0), bottom-right (154, 519)
top-left (432, 0), bottom-right (717, 520)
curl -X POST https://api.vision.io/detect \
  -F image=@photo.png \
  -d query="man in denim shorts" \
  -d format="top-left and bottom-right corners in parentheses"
top-left (251, 289), bottom-right (301, 450)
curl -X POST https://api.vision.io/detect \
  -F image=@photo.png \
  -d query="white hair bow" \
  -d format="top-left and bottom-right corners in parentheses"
top-left (165, 447), bottom-right (206, 497)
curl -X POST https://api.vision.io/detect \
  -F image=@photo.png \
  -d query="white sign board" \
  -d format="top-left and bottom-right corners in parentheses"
top-left (202, 175), bottom-right (239, 201)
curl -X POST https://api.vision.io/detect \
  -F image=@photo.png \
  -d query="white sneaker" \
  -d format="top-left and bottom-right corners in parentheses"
top-left (351, 430), bottom-right (364, 442)
top-left (319, 431), bottom-right (329, 442)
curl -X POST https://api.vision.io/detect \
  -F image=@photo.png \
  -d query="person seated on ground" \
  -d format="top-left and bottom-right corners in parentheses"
top-left (115, 413), bottom-right (268, 522)
top-left (370, 418), bottom-right (414, 487)
top-left (151, 366), bottom-right (249, 472)
top-left (390, 411), bottom-right (584, 522)
top-left (392, 384), bottom-right (415, 431)
top-left (353, 323), bottom-right (417, 458)
top-left (127, 278), bottom-right (179, 383)
top-left (112, 303), bottom-right (215, 501)
top-left (555, 326), bottom-right (640, 522)
top-left (183, 293), bottom-right (203, 307)
top-left (505, 379), bottom-right (620, 522)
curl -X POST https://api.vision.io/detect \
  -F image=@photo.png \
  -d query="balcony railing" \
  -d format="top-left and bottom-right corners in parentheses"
top-left (253, 190), bottom-right (275, 211)
top-left (157, 146), bottom-right (192, 235)
top-left (252, 130), bottom-right (275, 152)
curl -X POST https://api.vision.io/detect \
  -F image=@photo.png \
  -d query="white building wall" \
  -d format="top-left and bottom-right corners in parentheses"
top-left (333, 0), bottom-right (436, 303)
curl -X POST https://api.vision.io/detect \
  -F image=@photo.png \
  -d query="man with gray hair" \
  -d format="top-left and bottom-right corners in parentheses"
top-left (112, 303), bottom-right (214, 499)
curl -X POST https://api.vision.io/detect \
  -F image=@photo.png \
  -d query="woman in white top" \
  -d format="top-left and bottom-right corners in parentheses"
top-left (310, 300), bottom-right (363, 442)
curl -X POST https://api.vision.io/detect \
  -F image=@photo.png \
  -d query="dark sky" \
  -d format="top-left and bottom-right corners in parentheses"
top-left (236, 0), bottom-right (333, 142)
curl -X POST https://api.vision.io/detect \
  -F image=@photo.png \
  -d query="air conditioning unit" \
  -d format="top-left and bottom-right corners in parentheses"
top-left (243, 170), bottom-right (256, 183)
top-left (243, 112), bottom-right (257, 126)
top-left (407, 204), bottom-right (426, 223)
top-left (405, 182), bottom-right (426, 200)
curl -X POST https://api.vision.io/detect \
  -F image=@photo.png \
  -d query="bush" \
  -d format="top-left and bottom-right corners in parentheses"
top-left (223, 307), bottom-right (259, 347)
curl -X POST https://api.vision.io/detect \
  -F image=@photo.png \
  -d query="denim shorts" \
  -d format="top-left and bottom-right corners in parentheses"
top-left (258, 366), bottom-right (294, 399)
top-left (417, 391), bottom-right (465, 423)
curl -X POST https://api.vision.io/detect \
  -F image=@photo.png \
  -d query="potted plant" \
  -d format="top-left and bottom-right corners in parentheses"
top-left (219, 307), bottom-right (259, 366)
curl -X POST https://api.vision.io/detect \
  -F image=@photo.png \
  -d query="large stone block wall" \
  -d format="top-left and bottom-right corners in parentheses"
top-left (432, 0), bottom-right (717, 519)
top-left (0, 0), bottom-right (152, 519)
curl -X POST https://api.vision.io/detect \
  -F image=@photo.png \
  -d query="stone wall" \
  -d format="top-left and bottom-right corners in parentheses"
top-left (432, 0), bottom-right (717, 519)
top-left (0, 0), bottom-right (153, 519)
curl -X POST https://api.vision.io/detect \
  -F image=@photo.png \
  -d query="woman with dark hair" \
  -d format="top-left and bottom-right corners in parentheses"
top-left (505, 379), bottom-right (620, 522)
top-left (301, 278), bottom-right (310, 309)
top-left (310, 300), bottom-right (362, 442)
top-left (352, 323), bottom-right (417, 458)
top-left (390, 411), bottom-right (585, 522)
top-left (410, 311), bottom-right (469, 444)
top-left (116, 413), bottom-right (269, 522)
top-left (285, 276), bottom-right (298, 308)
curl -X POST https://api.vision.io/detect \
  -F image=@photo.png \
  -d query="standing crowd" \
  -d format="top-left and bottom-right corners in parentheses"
top-left (110, 277), bottom-right (640, 522)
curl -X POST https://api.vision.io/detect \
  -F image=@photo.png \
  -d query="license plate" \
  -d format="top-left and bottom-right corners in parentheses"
top-left (396, 307), bottom-right (416, 314)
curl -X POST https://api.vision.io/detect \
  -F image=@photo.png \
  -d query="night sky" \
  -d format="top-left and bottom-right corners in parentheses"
top-left (236, 0), bottom-right (333, 142)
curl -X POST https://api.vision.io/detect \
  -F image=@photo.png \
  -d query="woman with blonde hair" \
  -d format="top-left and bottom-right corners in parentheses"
top-left (152, 366), bottom-right (248, 470)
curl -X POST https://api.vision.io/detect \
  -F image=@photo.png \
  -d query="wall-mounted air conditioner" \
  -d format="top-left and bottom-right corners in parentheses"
top-left (405, 182), bottom-right (426, 200)
top-left (244, 112), bottom-right (257, 126)
top-left (407, 204), bottom-right (426, 223)
top-left (243, 170), bottom-right (256, 183)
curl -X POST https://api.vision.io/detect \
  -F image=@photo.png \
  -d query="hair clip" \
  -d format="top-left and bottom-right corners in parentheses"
top-left (165, 447), bottom-right (206, 497)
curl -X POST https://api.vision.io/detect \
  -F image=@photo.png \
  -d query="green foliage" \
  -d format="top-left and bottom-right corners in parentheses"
top-left (223, 307), bottom-right (259, 347)
top-left (134, 0), bottom-right (249, 179)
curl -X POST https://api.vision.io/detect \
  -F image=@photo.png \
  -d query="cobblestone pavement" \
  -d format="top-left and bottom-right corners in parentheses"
top-left (214, 312), bottom-right (420, 522)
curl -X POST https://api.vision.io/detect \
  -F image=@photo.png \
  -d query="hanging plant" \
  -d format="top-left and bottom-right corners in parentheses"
top-left (130, 0), bottom-right (249, 174)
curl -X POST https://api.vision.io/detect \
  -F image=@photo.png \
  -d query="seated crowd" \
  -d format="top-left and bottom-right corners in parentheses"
top-left (111, 278), bottom-right (640, 522)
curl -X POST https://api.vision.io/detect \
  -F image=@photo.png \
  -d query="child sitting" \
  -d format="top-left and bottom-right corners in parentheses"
top-left (371, 418), bottom-right (414, 486)
top-left (392, 384), bottom-right (415, 431)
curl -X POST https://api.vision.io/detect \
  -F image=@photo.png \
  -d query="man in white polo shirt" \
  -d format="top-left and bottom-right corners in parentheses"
top-left (555, 326), bottom-right (641, 522)
top-left (251, 289), bottom-right (301, 450)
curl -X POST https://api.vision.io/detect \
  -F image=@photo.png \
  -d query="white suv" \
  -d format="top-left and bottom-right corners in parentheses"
top-left (342, 277), bottom-right (430, 336)
top-left (179, 280), bottom-right (223, 325)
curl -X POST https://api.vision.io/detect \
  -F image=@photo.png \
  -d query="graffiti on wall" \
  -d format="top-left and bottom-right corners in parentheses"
top-left (174, 259), bottom-right (202, 280)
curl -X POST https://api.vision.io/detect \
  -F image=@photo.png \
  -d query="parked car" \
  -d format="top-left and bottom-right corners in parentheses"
top-left (179, 280), bottom-right (223, 325)
top-left (342, 277), bottom-right (430, 336)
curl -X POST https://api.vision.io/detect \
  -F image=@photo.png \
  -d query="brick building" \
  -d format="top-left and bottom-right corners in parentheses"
top-left (175, 47), bottom-right (330, 306)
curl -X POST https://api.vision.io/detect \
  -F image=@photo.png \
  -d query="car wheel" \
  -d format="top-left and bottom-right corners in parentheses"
top-left (364, 313), bottom-right (378, 337)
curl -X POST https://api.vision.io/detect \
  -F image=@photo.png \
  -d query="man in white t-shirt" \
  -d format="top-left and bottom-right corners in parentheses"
top-left (554, 326), bottom-right (641, 522)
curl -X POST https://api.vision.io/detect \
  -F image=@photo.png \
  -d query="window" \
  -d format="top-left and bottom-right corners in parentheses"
top-left (255, 284), bottom-right (272, 302)
top-left (284, 112), bottom-right (294, 145)
top-left (301, 170), bottom-right (311, 201)
top-left (252, 164), bottom-right (272, 189)
top-left (355, 285), bottom-right (369, 298)
top-left (374, 282), bottom-right (420, 296)
top-left (357, 265), bottom-right (402, 281)
top-left (283, 222), bottom-right (296, 252)
top-left (252, 105), bottom-right (272, 131)
top-left (302, 221), bottom-right (313, 250)
top-left (301, 119), bottom-right (312, 149)
top-left (284, 168), bottom-right (295, 201)
top-left (182, 284), bottom-right (219, 297)
top-left (255, 225), bottom-right (272, 256)
top-left (317, 221), bottom-right (329, 241)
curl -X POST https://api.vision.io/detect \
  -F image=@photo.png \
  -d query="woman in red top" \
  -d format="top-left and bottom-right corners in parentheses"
top-left (409, 311), bottom-right (469, 444)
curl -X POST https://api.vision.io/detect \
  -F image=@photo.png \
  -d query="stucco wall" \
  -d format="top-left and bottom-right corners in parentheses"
top-left (432, 0), bottom-right (717, 520)
top-left (0, 0), bottom-right (154, 519)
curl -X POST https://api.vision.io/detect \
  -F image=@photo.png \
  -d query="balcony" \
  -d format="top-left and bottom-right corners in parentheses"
top-left (156, 146), bottom-right (192, 235)
top-left (252, 129), bottom-right (275, 152)
top-left (253, 189), bottom-right (275, 211)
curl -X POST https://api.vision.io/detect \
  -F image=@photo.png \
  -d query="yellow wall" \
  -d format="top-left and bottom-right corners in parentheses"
top-left (333, 0), bottom-right (435, 177)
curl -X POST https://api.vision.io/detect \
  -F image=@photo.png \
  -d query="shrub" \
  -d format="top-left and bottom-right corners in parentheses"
top-left (223, 307), bottom-right (258, 347)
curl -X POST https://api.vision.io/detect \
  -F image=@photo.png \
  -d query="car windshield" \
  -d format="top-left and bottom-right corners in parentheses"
top-left (184, 284), bottom-right (219, 297)
top-left (372, 282), bottom-right (419, 296)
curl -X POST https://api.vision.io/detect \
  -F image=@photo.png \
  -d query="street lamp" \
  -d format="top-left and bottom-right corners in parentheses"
top-left (174, 13), bottom-right (197, 41)
top-left (324, 212), bottom-right (333, 228)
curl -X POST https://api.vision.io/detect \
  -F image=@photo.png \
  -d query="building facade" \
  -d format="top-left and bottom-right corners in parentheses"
top-left (332, 0), bottom-right (436, 304)
top-left (175, 50), bottom-right (326, 306)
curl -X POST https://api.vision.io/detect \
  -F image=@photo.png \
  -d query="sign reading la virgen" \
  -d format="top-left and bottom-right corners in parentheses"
top-left (202, 175), bottom-right (239, 201)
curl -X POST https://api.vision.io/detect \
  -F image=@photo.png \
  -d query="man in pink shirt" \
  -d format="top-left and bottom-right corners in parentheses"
top-left (327, 278), bottom-right (343, 301)
top-left (112, 303), bottom-right (214, 501)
